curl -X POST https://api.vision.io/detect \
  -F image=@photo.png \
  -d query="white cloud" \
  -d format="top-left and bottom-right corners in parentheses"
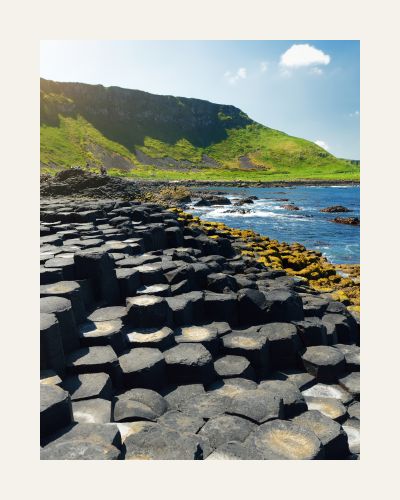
top-left (260, 61), bottom-right (268, 73)
top-left (349, 110), bottom-right (360, 117)
top-left (280, 44), bottom-right (331, 69)
top-left (315, 140), bottom-right (330, 150)
top-left (224, 67), bottom-right (247, 84)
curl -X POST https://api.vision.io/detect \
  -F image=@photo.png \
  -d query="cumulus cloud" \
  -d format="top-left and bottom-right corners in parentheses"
top-left (280, 43), bottom-right (331, 69)
top-left (224, 67), bottom-right (247, 84)
top-left (314, 140), bottom-right (330, 150)
top-left (260, 61), bottom-right (268, 73)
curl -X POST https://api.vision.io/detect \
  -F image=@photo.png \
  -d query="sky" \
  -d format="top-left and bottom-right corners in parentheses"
top-left (40, 40), bottom-right (360, 160)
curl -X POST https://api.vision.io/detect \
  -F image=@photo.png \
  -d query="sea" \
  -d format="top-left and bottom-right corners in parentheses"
top-left (186, 185), bottom-right (360, 265)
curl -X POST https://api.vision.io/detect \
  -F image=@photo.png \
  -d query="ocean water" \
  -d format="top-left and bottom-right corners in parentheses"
top-left (186, 185), bottom-right (360, 264)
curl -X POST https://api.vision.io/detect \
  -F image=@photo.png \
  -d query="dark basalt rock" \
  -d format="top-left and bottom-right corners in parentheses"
top-left (330, 217), bottom-right (360, 226)
top-left (39, 195), bottom-right (360, 460)
top-left (320, 205), bottom-right (351, 213)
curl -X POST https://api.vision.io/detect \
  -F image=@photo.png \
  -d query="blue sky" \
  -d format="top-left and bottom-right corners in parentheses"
top-left (40, 40), bottom-right (360, 159)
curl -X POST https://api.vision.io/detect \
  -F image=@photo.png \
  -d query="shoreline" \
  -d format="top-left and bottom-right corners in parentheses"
top-left (130, 178), bottom-right (359, 188)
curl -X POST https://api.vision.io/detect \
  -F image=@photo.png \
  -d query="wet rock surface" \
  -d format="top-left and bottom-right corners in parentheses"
top-left (40, 196), bottom-right (360, 459)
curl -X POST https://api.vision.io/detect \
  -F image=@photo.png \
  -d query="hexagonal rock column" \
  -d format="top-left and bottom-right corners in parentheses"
top-left (214, 355), bottom-right (256, 381)
top-left (115, 268), bottom-right (141, 299)
top-left (123, 424), bottom-right (204, 460)
top-left (40, 423), bottom-right (122, 460)
top-left (74, 249), bottom-right (120, 306)
top-left (40, 384), bottom-right (73, 440)
top-left (227, 389), bottom-right (283, 423)
top-left (204, 292), bottom-right (238, 325)
top-left (79, 319), bottom-right (127, 355)
top-left (126, 295), bottom-right (172, 328)
top-left (163, 384), bottom-right (206, 410)
top-left (164, 343), bottom-right (216, 386)
top-left (174, 325), bottom-right (221, 356)
top-left (61, 372), bottom-right (113, 402)
top-left (40, 281), bottom-right (87, 324)
top-left (222, 331), bottom-right (270, 377)
top-left (113, 388), bottom-right (167, 423)
top-left (66, 346), bottom-right (119, 382)
top-left (40, 313), bottom-right (66, 376)
top-left (198, 414), bottom-right (256, 449)
top-left (40, 296), bottom-right (80, 354)
top-left (258, 323), bottom-right (302, 369)
top-left (258, 380), bottom-right (307, 418)
top-left (119, 348), bottom-right (166, 390)
top-left (178, 392), bottom-right (231, 420)
top-left (304, 397), bottom-right (347, 423)
top-left (263, 289), bottom-right (304, 322)
top-left (292, 410), bottom-right (349, 459)
top-left (302, 382), bottom-right (353, 405)
top-left (126, 327), bottom-right (175, 351)
top-left (245, 419), bottom-right (324, 459)
top-left (72, 398), bottom-right (112, 424)
top-left (301, 346), bottom-right (346, 383)
top-left (294, 318), bottom-right (328, 347)
top-left (158, 410), bottom-right (205, 435)
top-left (338, 372), bottom-right (360, 401)
top-left (333, 344), bottom-right (360, 372)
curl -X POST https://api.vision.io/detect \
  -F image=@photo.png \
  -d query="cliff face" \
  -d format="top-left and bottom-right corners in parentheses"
top-left (40, 78), bottom-right (252, 150)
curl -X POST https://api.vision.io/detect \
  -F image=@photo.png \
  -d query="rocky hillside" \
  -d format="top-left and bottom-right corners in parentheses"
top-left (40, 78), bottom-right (359, 181)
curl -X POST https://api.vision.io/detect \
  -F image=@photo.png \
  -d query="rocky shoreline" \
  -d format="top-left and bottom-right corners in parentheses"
top-left (40, 190), bottom-right (360, 459)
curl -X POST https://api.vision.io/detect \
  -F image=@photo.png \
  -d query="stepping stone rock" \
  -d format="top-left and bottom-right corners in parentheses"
top-left (198, 414), bottom-right (256, 449)
top-left (204, 292), bottom-right (238, 325)
top-left (126, 295), bottom-right (172, 328)
top-left (40, 313), bottom-right (66, 376)
top-left (258, 380), bottom-right (307, 418)
top-left (41, 423), bottom-right (122, 460)
top-left (72, 398), bottom-right (111, 423)
top-left (116, 268), bottom-right (141, 299)
top-left (66, 346), bottom-right (119, 379)
top-left (137, 284), bottom-right (171, 297)
top-left (347, 401), bottom-right (360, 420)
top-left (304, 397), bottom-right (348, 422)
top-left (174, 325), bottom-right (220, 356)
top-left (222, 331), bottom-right (269, 377)
top-left (178, 392), bottom-right (231, 419)
top-left (163, 384), bottom-right (206, 410)
top-left (126, 327), bottom-right (175, 351)
top-left (40, 384), bottom-right (73, 438)
top-left (263, 288), bottom-right (304, 322)
top-left (79, 319), bottom-right (127, 354)
top-left (271, 367), bottom-right (316, 390)
top-left (74, 249), bottom-right (120, 305)
top-left (334, 344), bottom-right (360, 372)
top-left (40, 296), bottom-right (80, 354)
top-left (214, 355), bottom-right (255, 380)
top-left (302, 346), bottom-right (346, 382)
top-left (124, 424), bottom-right (204, 460)
top-left (338, 372), bottom-right (360, 400)
top-left (258, 322), bottom-right (302, 369)
top-left (40, 281), bottom-right (86, 323)
top-left (113, 388), bottom-right (167, 422)
top-left (119, 348), bottom-right (166, 390)
top-left (40, 369), bottom-right (62, 386)
top-left (302, 382), bottom-right (353, 405)
top-left (61, 372), bottom-right (112, 401)
top-left (158, 410), bottom-right (205, 434)
top-left (164, 343), bottom-right (216, 385)
top-left (293, 410), bottom-right (349, 458)
top-left (294, 318), bottom-right (328, 347)
top-left (246, 419), bottom-right (324, 460)
top-left (342, 418), bottom-right (360, 454)
top-left (228, 389), bottom-right (283, 424)
top-left (87, 306), bottom-right (127, 323)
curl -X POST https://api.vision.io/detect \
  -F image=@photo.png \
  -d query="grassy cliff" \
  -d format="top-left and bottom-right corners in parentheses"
top-left (40, 79), bottom-right (359, 182)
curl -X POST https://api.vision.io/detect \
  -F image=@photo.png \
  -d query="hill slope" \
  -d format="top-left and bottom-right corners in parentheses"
top-left (40, 78), bottom-right (359, 181)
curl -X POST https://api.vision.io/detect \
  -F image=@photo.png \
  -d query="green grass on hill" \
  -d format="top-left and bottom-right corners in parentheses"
top-left (41, 115), bottom-right (359, 182)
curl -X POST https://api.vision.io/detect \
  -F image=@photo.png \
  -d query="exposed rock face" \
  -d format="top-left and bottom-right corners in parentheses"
top-left (282, 204), bottom-right (300, 211)
top-left (330, 217), bottom-right (360, 226)
top-left (320, 206), bottom-right (351, 213)
top-left (40, 196), bottom-right (360, 460)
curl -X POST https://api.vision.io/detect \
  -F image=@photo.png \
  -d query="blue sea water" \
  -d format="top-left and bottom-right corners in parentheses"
top-left (187, 185), bottom-right (360, 264)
